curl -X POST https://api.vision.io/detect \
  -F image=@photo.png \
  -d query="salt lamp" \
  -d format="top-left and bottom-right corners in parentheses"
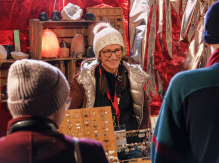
top-left (70, 34), bottom-right (85, 56)
top-left (42, 29), bottom-right (59, 58)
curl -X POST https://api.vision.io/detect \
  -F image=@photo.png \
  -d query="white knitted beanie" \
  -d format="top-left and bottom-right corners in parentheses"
top-left (7, 59), bottom-right (69, 118)
top-left (93, 22), bottom-right (125, 59)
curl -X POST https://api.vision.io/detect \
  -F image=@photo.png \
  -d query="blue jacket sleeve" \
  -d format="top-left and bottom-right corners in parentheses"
top-left (151, 75), bottom-right (190, 163)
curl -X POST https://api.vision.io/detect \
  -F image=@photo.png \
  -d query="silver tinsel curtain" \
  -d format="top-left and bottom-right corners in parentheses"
top-left (129, 0), bottom-right (216, 114)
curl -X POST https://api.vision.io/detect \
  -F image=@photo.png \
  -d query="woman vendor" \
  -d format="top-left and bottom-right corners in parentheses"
top-left (69, 22), bottom-right (150, 159)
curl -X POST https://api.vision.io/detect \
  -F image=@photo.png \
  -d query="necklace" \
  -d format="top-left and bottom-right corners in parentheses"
top-left (114, 68), bottom-right (119, 77)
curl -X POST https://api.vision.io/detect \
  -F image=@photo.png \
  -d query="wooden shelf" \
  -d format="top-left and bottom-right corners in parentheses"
top-left (30, 19), bottom-right (98, 28)
top-left (0, 57), bottom-right (84, 103)
top-left (29, 18), bottom-right (97, 60)
top-left (42, 57), bottom-right (88, 61)
top-left (42, 57), bottom-right (74, 61)
top-left (0, 59), bottom-right (16, 64)
top-left (0, 57), bottom-right (87, 63)
top-left (72, 57), bottom-right (87, 60)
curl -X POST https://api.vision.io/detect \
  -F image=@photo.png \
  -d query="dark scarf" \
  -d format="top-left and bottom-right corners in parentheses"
top-left (7, 115), bottom-right (58, 134)
top-left (205, 48), bottom-right (219, 67)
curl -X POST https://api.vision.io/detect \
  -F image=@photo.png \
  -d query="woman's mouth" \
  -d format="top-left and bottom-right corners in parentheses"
top-left (107, 59), bottom-right (118, 63)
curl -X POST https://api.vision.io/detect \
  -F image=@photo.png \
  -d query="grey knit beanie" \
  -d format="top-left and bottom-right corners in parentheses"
top-left (7, 59), bottom-right (69, 118)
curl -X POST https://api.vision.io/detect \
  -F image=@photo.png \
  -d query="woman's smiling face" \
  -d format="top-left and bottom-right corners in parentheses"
top-left (99, 44), bottom-right (123, 74)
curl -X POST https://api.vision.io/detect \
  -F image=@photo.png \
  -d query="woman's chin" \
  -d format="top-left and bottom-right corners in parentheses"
top-left (103, 63), bottom-right (119, 73)
top-left (107, 62), bottom-right (120, 69)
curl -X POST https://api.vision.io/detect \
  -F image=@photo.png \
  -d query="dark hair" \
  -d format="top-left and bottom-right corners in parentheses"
top-left (99, 60), bottom-right (127, 95)
top-left (99, 64), bottom-right (110, 94)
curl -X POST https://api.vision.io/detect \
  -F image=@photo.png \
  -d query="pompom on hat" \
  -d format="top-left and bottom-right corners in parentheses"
top-left (203, 1), bottom-right (219, 44)
top-left (93, 22), bottom-right (125, 59)
top-left (7, 59), bottom-right (69, 118)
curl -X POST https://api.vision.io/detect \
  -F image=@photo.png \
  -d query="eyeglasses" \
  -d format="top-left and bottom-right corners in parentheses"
top-left (65, 97), bottom-right (71, 110)
top-left (101, 48), bottom-right (122, 58)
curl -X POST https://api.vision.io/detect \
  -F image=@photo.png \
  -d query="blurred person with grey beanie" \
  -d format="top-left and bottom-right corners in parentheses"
top-left (0, 59), bottom-right (109, 163)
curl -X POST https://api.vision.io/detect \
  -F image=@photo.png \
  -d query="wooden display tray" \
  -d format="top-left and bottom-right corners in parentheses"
top-left (86, 7), bottom-right (127, 54)
top-left (59, 106), bottom-right (117, 158)
top-left (120, 158), bottom-right (151, 163)
top-left (29, 19), bottom-right (98, 60)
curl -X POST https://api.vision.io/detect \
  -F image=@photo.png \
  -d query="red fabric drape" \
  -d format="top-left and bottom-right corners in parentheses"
top-left (144, 0), bottom-right (190, 114)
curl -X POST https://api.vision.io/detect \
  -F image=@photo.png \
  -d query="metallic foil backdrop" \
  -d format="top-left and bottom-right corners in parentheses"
top-left (129, 0), bottom-right (216, 115)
